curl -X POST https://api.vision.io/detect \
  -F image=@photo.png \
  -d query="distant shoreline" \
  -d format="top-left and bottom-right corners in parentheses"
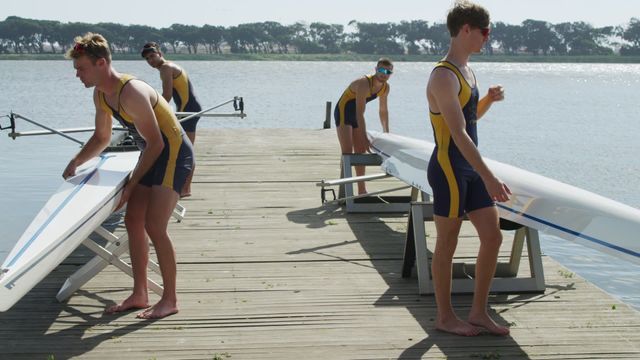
top-left (2, 53), bottom-right (640, 63)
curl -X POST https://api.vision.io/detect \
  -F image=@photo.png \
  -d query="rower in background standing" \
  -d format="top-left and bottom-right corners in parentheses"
top-left (141, 42), bottom-right (201, 198)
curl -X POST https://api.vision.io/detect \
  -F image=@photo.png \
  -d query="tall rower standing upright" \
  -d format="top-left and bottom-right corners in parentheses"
top-left (426, 1), bottom-right (510, 336)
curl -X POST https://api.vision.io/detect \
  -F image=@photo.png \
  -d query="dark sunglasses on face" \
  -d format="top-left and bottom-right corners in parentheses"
top-left (480, 27), bottom-right (491, 38)
top-left (377, 67), bottom-right (393, 75)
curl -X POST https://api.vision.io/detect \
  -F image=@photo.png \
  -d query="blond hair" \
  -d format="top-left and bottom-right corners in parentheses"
top-left (65, 32), bottom-right (111, 63)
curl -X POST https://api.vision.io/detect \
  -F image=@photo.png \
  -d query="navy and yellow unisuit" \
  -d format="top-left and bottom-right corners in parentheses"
top-left (334, 75), bottom-right (388, 128)
top-left (172, 68), bottom-right (202, 133)
top-left (99, 74), bottom-right (194, 194)
top-left (427, 61), bottom-right (493, 218)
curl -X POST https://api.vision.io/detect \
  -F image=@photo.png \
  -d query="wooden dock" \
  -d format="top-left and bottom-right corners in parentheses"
top-left (1, 128), bottom-right (639, 359)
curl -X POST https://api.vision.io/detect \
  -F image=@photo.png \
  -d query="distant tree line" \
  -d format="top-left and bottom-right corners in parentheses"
top-left (1, 16), bottom-right (640, 56)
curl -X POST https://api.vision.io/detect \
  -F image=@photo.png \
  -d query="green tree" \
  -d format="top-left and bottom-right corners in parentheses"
top-left (309, 22), bottom-right (344, 54)
top-left (261, 21), bottom-right (293, 53)
top-left (347, 21), bottom-right (403, 54)
top-left (226, 24), bottom-right (262, 53)
top-left (621, 18), bottom-right (640, 55)
top-left (126, 24), bottom-right (161, 54)
top-left (160, 26), bottom-right (181, 53)
top-left (492, 22), bottom-right (525, 54)
top-left (554, 22), bottom-right (612, 55)
top-left (95, 22), bottom-right (129, 54)
top-left (521, 19), bottom-right (561, 55)
top-left (395, 20), bottom-right (430, 55)
top-left (290, 22), bottom-right (322, 54)
top-left (423, 23), bottom-right (450, 55)
top-left (169, 24), bottom-right (201, 54)
top-left (0, 16), bottom-right (41, 53)
top-left (201, 25), bottom-right (225, 54)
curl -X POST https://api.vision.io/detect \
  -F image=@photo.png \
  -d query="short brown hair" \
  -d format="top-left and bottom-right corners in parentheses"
top-left (377, 57), bottom-right (393, 67)
top-left (65, 33), bottom-right (111, 63)
top-left (446, 1), bottom-right (490, 36)
top-left (141, 42), bottom-right (161, 58)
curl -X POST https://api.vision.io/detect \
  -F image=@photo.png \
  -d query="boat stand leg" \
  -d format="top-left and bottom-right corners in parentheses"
top-left (341, 153), bottom-right (412, 213)
top-left (56, 226), bottom-right (163, 302)
top-left (173, 202), bottom-right (186, 222)
top-left (404, 202), bottom-right (546, 295)
top-left (525, 227), bottom-right (546, 291)
top-left (402, 209), bottom-right (417, 278)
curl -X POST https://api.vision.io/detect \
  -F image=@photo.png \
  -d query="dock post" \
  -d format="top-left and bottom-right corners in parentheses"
top-left (323, 101), bottom-right (332, 129)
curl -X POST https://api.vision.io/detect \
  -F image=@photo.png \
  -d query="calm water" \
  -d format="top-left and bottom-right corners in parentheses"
top-left (0, 60), bottom-right (639, 309)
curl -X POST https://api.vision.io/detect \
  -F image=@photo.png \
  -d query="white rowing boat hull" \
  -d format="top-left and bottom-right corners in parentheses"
top-left (368, 131), bottom-right (640, 265)
top-left (0, 151), bottom-right (139, 312)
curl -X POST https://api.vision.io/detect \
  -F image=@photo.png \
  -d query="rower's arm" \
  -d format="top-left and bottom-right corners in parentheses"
top-left (379, 84), bottom-right (390, 133)
top-left (119, 81), bottom-right (165, 187)
top-left (62, 90), bottom-right (113, 179)
top-left (159, 65), bottom-right (174, 103)
top-left (477, 85), bottom-right (504, 119)
top-left (354, 79), bottom-right (371, 150)
top-left (354, 79), bottom-right (368, 132)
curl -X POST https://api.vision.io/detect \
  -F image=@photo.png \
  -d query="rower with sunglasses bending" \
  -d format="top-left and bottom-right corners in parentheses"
top-left (334, 58), bottom-right (393, 195)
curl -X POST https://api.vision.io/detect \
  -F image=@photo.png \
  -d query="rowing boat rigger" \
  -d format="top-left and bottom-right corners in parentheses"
top-left (0, 151), bottom-right (139, 312)
top-left (368, 131), bottom-right (640, 265)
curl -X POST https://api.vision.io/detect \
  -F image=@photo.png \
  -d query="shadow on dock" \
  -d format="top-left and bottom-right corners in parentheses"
top-left (286, 202), bottom-right (550, 359)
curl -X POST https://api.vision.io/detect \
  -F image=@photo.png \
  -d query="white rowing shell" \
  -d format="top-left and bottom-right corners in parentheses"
top-left (0, 151), bottom-right (139, 312)
top-left (368, 131), bottom-right (640, 265)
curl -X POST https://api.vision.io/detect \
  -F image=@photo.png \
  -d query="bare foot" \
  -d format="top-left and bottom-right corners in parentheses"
top-left (105, 294), bottom-right (149, 314)
top-left (435, 317), bottom-right (482, 336)
top-left (180, 192), bottom-right (191, 198)
top-left (136, 300), bottom-right (179, 319)
top-left (468, 313), bottom-right (510, 336)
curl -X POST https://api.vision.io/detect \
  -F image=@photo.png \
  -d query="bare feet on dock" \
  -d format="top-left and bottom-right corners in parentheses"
top-left (136, 300), bottom-right (178, 319)
top-left (180, 191), bottom-right (191, 198)
top-left (435, 316), bottom-right (482, 336)
top-left (105, 294), bottom-right (149, 314)
top-left (468, 312), bottom-right (510, 336)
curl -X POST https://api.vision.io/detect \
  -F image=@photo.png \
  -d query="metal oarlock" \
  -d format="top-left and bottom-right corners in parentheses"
top-left (321, 187), bottom-right (336, 203)
top-left (175, 96), bottom-right (247, 122)
top-left (233, 96), bottom-right (244, 113)
top-left (0, 113), bottom-right (16, 134)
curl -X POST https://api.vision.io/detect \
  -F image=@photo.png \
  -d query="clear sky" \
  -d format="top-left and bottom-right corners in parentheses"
top-left (1, 0), bottom-right (637, 28)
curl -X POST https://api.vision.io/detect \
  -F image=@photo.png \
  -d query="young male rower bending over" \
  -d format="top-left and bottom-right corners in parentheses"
top-left (63, 33), bottom-right (194, 319)
top-left (334, 58), bottom-right (392, 195)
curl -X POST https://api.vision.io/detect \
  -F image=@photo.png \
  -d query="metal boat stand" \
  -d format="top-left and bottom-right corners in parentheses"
top-left (56, 226), bottom-right (163, 301)
top-left (55, 202), bottom-right (188, 302)
top-left (402, 201), bottom-right (546, 294)
top-left (318, 153), bottom-right (427, 213)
